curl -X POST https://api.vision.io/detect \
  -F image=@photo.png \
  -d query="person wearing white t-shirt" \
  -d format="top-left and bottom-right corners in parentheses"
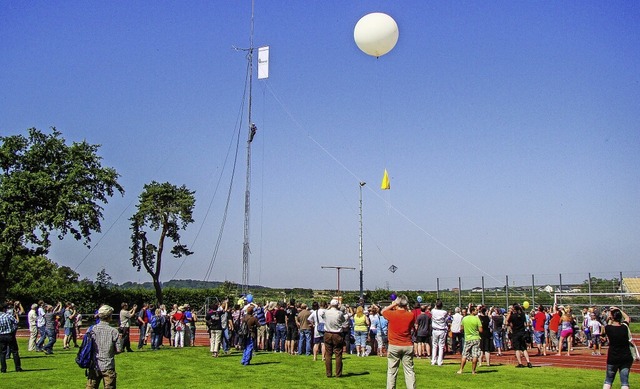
top-left (430, 300), bottom-right (448, 366)
top-left (450, 307), bottom-right (464, 354)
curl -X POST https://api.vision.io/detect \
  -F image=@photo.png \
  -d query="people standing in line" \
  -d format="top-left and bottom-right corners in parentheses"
top-left (27, 303), bottom-right (38, 351)
top-left (456, 304), bottom-right (483, 375)
top-left (85, 305), bottom-right (123, 389)
top-left (507, 303), bottom-right (532, 368)
top-left (430, 300), bottom-right (448, 367)
top-left (0, 302), bottom-right (23, 373)
top-left (382, 295), bottom-right (416, 389)
top-left (450, 307), bottom-right (464, 355)
top-left (602, 306), bottom-right (634, 389)
top-left (119, 303), bottom-right (137, 352)
top-left (240, 306), bottom-right (259, 365)
top-left (296, 303), bottom-right (312, 356)
top-left (353, 306), bottom-right (370, 357)
top-left (321, 299), bottom-right (347, 378)
top-left (308, 301), bottom-right (326, 362)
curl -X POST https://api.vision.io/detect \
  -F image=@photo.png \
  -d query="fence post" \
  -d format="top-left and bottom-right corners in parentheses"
top-left (505, 275), bottom-right (509, 308)
top-left (620, 271), bottom-right (624, 309)
top-left (531, 274), bottom-right (535, 308)
top-left (587, 273), bottom-right (593, 305)
top-left (559, 273), bottom-right (563, 305)
top-left (458, 277), bottom-right (462, 309)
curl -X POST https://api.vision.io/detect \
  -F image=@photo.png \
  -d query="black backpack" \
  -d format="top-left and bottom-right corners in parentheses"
top-left (237, 320), bottom-right (249, 337)
top-left (76, 326), bottom-right (97, 370)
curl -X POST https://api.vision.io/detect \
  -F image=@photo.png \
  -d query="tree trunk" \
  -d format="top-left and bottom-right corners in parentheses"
top-left (153, 276), bottom-right (163, 305)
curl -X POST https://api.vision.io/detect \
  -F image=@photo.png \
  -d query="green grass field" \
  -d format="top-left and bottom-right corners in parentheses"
top-left (5, 339), bottom-right (637, 388)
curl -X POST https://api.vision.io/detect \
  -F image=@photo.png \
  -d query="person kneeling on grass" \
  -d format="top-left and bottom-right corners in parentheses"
top-left (86, 305), bottom-right (123, 389)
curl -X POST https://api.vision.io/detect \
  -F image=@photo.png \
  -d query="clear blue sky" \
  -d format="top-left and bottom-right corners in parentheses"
top-left (2, 1), bottom-right (639, 292)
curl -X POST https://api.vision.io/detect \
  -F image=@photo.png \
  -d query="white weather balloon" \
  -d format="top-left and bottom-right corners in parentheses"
top-left (354, 12), bottom-right (399, 57)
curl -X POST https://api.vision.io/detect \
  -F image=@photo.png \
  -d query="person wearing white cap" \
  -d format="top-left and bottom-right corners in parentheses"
top-left (321, 299), bottom-right (347, 378)
top-left (86, 305), bottom-right (123, 389)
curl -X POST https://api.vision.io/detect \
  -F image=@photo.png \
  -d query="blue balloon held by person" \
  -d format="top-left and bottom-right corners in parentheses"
top-left (390, 293), bottom-right (397, 301)
top-left (417, 295), bottom-right (423, 303)
top-left (246, 294), bottom-right (253, 303)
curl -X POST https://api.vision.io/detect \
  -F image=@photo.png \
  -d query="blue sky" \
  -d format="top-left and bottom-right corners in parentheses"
top-left (2, 1), bottom-right (639, 292)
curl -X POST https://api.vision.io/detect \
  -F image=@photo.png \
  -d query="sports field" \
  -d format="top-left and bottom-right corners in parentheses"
top-left (6, 336), bottom-right (638, 388)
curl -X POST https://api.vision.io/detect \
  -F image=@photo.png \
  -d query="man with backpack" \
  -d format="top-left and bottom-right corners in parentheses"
top-left (85, 305), bottom-right (122, 388)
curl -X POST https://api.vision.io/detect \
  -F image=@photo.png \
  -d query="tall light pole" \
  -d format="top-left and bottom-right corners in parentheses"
top-left (359, 182), bottom-right (366, 300)
top-left (322, 266), bottom-right (355, 297)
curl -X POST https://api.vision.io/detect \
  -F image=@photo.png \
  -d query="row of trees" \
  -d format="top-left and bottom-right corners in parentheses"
top-left (1, 128), bottom-right (196, 304)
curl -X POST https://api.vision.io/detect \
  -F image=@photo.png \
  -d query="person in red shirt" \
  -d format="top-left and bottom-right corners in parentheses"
top-left (532, 305), bottom-right (547, 356)
top-left (382, 295), bottom-right (416, 389)
top-left (548, 305), bottom-right (562, 352)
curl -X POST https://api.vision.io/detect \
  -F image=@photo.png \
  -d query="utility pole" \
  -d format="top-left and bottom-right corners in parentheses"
top-left (358, 182), bottom-right (366, 300)
top-left (322, 266), bottom-right (355, 297)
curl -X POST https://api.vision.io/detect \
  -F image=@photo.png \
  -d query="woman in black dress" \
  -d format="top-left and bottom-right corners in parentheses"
top-left (602, 306), bottom-right (633, 389)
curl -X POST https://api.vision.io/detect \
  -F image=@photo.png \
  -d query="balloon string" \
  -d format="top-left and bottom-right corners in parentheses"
top-left (263, 81), bottom-right (503, 286)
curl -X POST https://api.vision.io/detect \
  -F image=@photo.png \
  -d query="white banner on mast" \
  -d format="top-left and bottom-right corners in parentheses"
top-left (258, 46), bottom-right (269, 79)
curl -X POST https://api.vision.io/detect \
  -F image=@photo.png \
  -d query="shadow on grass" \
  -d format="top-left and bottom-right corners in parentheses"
top-left (340, 371), bottom-right (371, 377)
top-left (247, 361), bottom-right (281, 366)
top-left (18, 355), bottom-right (49, 359)
top-left (475, 369), bottom-right (498, 374)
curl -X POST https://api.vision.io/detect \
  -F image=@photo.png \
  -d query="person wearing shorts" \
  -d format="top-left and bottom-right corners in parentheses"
top-left (457, 304), bottom-right (483, 375)
top-left (532, 305), bottom-right (547, 356)
top-left (507, 303), bottom-right (532, 368)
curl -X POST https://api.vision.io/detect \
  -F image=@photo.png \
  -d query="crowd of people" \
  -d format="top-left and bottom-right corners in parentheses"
top-left (0, 296), bottom-right (635, 389)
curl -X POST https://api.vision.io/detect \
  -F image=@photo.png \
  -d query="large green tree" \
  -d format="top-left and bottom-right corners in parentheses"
top-left (0, 128), bottom-right (124, 302)
top-left (130, 181), bottom-right (195, 304)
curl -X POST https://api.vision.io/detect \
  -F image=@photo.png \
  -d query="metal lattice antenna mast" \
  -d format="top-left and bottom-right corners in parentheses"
top-left (242, 0), bottom-right (256, 295)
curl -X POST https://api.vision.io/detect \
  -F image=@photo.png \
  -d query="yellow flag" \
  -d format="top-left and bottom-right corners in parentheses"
top-left (381, 169), bottom-right (390, 190)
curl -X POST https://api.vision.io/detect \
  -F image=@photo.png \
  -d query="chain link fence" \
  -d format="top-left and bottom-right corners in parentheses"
top-left (431, 271), bottom-right (640, 321)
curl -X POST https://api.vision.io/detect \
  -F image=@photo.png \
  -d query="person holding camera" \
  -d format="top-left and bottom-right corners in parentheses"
top-left (0, 302), bottom-right (23, 373)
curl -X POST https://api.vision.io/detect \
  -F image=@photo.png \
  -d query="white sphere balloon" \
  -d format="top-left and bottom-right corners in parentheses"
top-left (354, 12), bottom-right (399, 57)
